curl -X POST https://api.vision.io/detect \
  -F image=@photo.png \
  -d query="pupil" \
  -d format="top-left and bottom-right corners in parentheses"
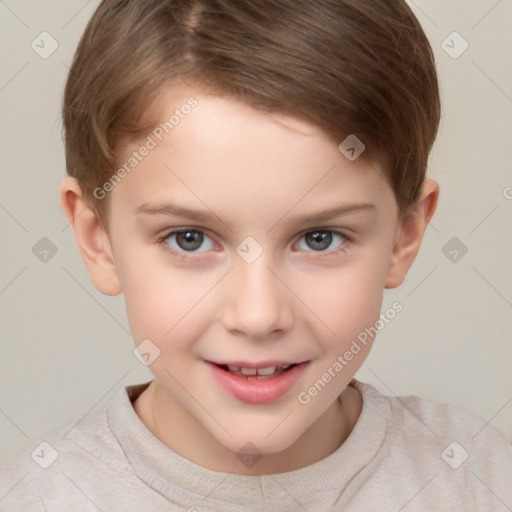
top-left (308, 231), bottom-right (331, 251)
top-left (178, 231), bottom-right (203, 251)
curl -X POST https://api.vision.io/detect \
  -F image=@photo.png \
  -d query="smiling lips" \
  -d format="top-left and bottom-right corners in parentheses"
top-left (219, 363), bottom-right (296, 379)
top-left (210, 360), bottom-right (305, 379)
top-left (207, 360), bottom-right (310, 403)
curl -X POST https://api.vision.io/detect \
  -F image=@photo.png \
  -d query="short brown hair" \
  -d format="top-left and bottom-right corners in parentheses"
top-left (63, 0), bottom-right (440, 227)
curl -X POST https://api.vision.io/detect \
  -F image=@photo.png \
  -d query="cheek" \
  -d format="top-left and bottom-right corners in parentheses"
top-left (116, 246), bottom-right (212, 345)
top-left (294, 254), bottom-right (389, 340)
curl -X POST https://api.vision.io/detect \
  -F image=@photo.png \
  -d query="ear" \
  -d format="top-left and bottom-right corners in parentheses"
top-left (60, 177), bottom-right (122, 296)
top-left (385, 179), bottom-right (439, 289)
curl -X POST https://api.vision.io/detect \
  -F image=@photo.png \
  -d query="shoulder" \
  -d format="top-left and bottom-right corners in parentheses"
top-left (352, 380), bottom-right (512, 510)
top-left (390, 386), bottom-right (512, 457)
top-left (0, 389), bottom-right (132, 510)
top-left (354, 379), bottom-right (511, 452)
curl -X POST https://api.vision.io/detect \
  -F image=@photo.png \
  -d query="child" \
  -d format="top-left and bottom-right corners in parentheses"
top-left (1, 0), bottom-right (511, 510)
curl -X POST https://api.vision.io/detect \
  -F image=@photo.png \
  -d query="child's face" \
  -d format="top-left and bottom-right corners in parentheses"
top-left (102, 85), bottom-right (403, 458)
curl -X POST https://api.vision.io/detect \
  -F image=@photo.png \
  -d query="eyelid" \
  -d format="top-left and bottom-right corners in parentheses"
top-left (158, 227), bottom-right (218, 258)
top-left (162, 226), bottom-right (219, 249)
top-left (296, 226), bottom-right (351, 239)
top-left (293, 229), bottom-right (350, 256)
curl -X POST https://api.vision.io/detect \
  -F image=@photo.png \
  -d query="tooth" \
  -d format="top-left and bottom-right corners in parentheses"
top-left (281, 364), bottom-right (291, 370)
top-left (257, 366), bottom-right (277, 375)
top-left (227, 365), bottom-right (240, 372)
top-left (240, 367), bottom-right (258, 375)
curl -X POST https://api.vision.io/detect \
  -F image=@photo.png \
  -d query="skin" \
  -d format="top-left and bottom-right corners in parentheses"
top-left (60, 84), bottom-right (438, 476)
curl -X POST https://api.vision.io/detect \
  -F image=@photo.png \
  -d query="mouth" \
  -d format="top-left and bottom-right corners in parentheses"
top-left (206, 360), bottom-right (311, 404)
top-left (212, 362), bottom-right (300, 380)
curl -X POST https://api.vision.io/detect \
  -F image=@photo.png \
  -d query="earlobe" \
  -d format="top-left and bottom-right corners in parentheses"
top-left (385, 179), bottom-right (439, 289)
top-left (60, 177), bottom-right (122, 296)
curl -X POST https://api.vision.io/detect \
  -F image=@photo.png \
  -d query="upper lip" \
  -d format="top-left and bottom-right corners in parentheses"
top-left (207, 360), bottom-right (308, 368)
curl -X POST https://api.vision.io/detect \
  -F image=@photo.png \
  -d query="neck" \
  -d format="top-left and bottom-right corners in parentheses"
top-left (133, 380), bottom-right (362, 475)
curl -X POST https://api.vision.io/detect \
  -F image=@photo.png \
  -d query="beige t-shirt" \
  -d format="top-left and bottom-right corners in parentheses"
top-left (1, 379), bottom-right (511, 511)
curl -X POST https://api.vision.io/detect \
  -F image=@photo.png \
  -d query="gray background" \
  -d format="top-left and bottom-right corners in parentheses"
top-left (1, 0), bottom-right (511, 466)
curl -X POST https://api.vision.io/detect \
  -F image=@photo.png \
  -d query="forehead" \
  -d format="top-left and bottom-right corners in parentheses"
top-left (110, 85), bottom-right (396, 224)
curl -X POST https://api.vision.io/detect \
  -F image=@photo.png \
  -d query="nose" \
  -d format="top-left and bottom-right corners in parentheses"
top-left (221, 255), bottom-right (294, 339)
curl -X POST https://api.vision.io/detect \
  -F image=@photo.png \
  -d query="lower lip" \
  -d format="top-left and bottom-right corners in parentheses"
top-left (206, 361), bottom-right (309, 404)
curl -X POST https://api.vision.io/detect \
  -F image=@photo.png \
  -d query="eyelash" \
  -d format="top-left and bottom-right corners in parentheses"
top-left (157, 227), bottom-right (352, 261)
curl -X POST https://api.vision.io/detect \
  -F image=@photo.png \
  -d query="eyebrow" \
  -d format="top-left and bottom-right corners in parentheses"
top-left (135, 201), bottom-right (377, 230)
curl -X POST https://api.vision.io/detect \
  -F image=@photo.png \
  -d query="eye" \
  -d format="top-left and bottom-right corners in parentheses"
top-left (158, 227), bottom-right (349, 260)
top-left (296, 230), bottom-right (348, 254)
top-left (162, 228), bottom-right (215, 254)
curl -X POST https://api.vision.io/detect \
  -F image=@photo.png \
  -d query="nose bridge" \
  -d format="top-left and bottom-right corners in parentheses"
top-left (222, 247), bottom-right (293, 338)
